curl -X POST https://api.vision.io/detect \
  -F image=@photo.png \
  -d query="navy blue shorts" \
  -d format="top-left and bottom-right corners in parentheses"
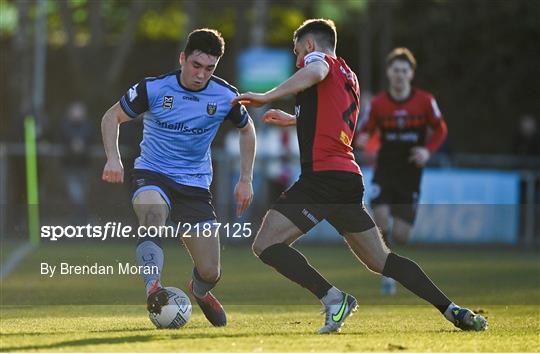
top-left (131, 169), bottom-right (216, 224)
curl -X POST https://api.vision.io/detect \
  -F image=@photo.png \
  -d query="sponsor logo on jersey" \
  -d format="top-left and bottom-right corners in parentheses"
top-left (154, 119), bottom-right (210, 135)
top-left (207, 102), bottom-right (217, 115)
top-left (183, 95), bottom-right (199, 102)
top-left (394, 109), bottom-right (408, 116)
top-left (163, 96), bottom-right (174, 109)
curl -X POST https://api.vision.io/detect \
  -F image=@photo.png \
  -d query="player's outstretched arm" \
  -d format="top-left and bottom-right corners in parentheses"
top-left (262, 109), bottom-right (296, 127)
top-left (235, 118), bottom-right (256, 217)
top-left (101, 102), bottom-right (131, 183)
top-left (232, 61), bottom-right (329, 107)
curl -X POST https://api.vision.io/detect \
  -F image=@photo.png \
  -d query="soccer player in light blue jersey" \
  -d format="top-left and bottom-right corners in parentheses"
top-left (101, 29), bottom-right (256, 327)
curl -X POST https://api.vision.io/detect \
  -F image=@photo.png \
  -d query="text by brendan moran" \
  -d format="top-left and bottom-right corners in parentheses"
top-left (40, 262), bottom-right (158, 277)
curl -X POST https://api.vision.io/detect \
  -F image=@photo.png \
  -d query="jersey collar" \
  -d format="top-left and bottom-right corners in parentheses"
top-left (176, 70), bottom-right (211, 92)
top-left (386, 87), bottom-right (416, 104)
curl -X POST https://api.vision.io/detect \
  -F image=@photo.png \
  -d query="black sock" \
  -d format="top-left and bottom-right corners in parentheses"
top-left (258, 243), bottom-right (332, 299)
top-left (382, 253), bottom-right (451, 314)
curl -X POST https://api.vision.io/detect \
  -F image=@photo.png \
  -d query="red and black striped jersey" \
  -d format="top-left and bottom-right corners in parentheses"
top-left (295, 52), bottom-right (361, 175)
top-left (359, 88), bottom-right (447, 175)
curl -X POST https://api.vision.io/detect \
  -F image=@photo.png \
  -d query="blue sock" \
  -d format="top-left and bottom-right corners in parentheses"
top-left (136, 240), bottom-right (164, 295)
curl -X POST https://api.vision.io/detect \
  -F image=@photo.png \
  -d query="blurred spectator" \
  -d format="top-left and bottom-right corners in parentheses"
top-left (265, 127), bottom-right (297, 201)
top-left (61, 102), bottom-right (93, 224)
top-left (224, 125), bottom-right (299, 221)
top-left (513, 114), bottom-right (540, 156)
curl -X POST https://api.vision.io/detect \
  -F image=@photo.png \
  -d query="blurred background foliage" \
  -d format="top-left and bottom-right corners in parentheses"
top-left (1, 0), bottom-right (539, 154)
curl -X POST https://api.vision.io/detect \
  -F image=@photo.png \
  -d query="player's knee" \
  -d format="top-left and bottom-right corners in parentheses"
top-left (137, 205), bottom-right (167, 226)
top-left (196, 265), bottom-right (220, 283)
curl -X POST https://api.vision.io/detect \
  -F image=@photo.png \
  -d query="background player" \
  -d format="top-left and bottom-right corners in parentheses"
top-left (101, 29), bottom-right (256, 327)
top-left (356, 48), bottom-right (448, 295)
top-left (233, 19), bottom-right (485, 334)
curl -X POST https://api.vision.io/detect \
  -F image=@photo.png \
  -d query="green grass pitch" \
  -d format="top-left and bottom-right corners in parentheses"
top-left (1, 241), bottom-right (539, 352)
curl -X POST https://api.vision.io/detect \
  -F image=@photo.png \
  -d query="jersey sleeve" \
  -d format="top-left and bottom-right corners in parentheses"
top-left (226, 102), bottom-right (250, 128)
top-left (119, 79), bottom-right (149, 118)
top-left (425, 95), bottom-right (448, 153)
top-left (302, 51), bottom-right (329, 68)
top-left (426, 95), bottom-right (444, 125)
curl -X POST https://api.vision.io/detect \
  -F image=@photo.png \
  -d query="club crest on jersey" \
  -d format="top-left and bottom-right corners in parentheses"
top-left (207, 102), bottom-right (217, 115)
top-left (163, 96), bottom-right (174, 109)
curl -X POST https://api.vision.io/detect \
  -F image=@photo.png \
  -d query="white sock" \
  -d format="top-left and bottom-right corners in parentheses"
top-left (443, 302), bottom-right (459, 322)
top-left (321, 286), bottom-right (343, 306)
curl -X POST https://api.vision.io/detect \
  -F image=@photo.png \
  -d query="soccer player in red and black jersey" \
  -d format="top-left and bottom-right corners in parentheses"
top-left (356, 48), bottom-right (448, 295)
top-left (233, 19), bottom-right (486, 334)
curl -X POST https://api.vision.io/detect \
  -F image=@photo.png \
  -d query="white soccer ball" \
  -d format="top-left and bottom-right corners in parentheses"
top-left (149, 287), bottom-right (192, 329)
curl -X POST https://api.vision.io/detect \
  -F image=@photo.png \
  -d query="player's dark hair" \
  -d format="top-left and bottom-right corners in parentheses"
top-left (293, 19), bottom-right (337, 50)
top-left (184, 28), bottom-right (225, 58)
top-left (386, 47), bottom-right (417, 70)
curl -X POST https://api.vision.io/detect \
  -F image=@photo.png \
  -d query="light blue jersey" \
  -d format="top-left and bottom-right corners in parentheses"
top-left (119, 70), bottom-right (249, 189)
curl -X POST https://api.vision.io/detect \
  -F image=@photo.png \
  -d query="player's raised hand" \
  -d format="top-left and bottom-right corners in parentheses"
top-left (232, 92), bottom-right (269, 107)
top-left (409, 146), bottom-right (430, 167)
top-left (262, 109), bottom-right (297, 127)
top-left (234, 179), bottom-right (253, 217)
top-left (102, 158), bottom-right (124, 183)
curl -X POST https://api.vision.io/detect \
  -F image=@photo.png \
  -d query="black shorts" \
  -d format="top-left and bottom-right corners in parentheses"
top-left (131, 169), bottom-right (216, 224)
top-left (370, 173), bottom-right (420, 224)
top-left (272, 171), bottom-right (376, 235)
